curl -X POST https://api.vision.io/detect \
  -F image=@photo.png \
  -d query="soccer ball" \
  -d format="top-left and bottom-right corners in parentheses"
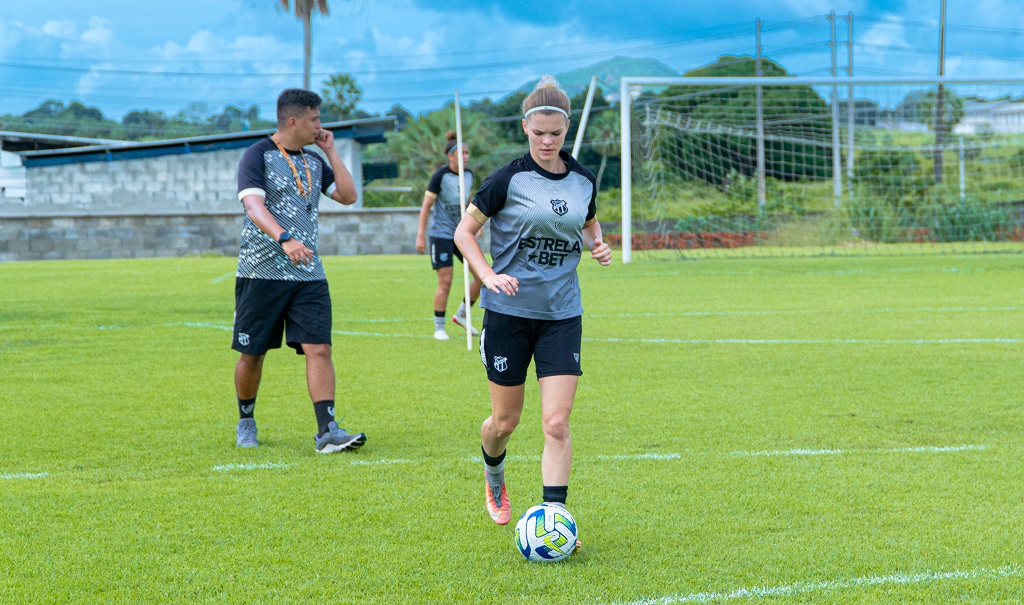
top-left (514, 503), bottom-right (578, 562)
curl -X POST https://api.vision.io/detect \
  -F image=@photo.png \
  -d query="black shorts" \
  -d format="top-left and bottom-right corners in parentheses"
top-left (430, 237), bottom-right (464, 270)
top-left (478, 310), bottom-right (582, 387)
top-left (232, 278), bottom-right (332, 356)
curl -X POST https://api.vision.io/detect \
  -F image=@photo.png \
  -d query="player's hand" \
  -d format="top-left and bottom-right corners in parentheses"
top-left (415, 234), bottom-right (425, 254)
top-left (282, 238), bottom-right (315, 266)
top-left (483, 272), bottom-right (518, 296)
top-left (313, 128), bottom-right (334, 150)
top-left (591, 239), bottom-right (612, 266)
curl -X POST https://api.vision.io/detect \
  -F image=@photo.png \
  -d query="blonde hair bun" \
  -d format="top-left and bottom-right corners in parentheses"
top-left (535, 75), bottom-right (561, 90)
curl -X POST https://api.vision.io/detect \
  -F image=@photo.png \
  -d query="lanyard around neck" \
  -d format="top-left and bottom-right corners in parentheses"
top-left (271, 134), bottom-right (312, 197)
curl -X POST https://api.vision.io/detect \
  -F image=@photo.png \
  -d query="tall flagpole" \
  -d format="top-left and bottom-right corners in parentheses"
top-left (454, 90), bottom-right (473, 351)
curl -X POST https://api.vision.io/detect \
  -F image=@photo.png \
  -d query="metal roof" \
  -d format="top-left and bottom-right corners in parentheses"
top-left (20, 117), bottom-right (396, 167)
top-left (0, 130), bottom-right (129, 150)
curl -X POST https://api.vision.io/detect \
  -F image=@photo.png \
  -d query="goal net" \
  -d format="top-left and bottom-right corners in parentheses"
top-left (619, 76), bottom-right (1024, 261)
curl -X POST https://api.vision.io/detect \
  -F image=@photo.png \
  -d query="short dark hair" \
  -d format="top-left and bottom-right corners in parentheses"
top-left (277, 89), bottom-right (322, 126)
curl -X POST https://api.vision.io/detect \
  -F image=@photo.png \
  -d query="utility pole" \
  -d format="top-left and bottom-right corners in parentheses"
top-left (755, 19), bottom-right (766, 208)
top-left (934, 0), bottom-right (947, 184)
top-left (845, 13), bottom-right (855, 184)
top-left (828, 11), bottom-right (842, 206)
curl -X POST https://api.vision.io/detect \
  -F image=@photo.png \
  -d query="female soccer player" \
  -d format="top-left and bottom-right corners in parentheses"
top-left (416, 131), bottom-right (483, 340)
top-left (453, 76), bottom-right (612, 529)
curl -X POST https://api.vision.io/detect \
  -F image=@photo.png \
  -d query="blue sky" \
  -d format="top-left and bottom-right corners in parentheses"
top-left (1, 0), bottom-right (1022, 121)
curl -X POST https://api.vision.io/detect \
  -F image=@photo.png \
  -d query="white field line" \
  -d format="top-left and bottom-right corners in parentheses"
top-left (168, 322), bottom-right (1022, 345)
top-left (349, 458), bottom-right (413, 466)
top-left (212, 445), bottom-right (983, 474)
top-left (0, 472), bottom-right (49, 480)
top-left (732, 445), bottom-right (987, 457)
top-left (209, 272), bottom-right (235, 284)
top-left (609, 564), bottom-right (1021, 605)
top-left (212, 462), bottom-right (296, 471)
top-left (469, 453), bottom-right (683, 463)
top-left (596, 453), bottom-right (683, 461)
top-left (588, 337), bottom-right (1024, 345)
top-left (589, 306), bottom-right (1024, 320)
top-left (606, 266), bottom-right (995, 280)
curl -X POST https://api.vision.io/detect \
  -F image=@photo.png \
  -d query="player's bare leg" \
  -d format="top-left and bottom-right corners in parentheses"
top-left (481, 382), bottom-right (524, 524)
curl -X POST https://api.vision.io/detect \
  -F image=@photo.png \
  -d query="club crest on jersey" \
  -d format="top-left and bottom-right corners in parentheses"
top-left (493, 356), bottom-right (508, 372)
top-left (238, 333), bottom-right (250, 346)
top-left (550, 199), bottom-right (568, 216)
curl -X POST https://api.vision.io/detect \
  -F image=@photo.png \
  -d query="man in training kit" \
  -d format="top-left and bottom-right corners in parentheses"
top-left (454, 76), bottom-right (612, 542)
top-left (232, 88), bottom-right (367, 454)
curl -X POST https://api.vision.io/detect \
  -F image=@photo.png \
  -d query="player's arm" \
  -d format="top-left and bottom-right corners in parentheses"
top-left (582, 219), bottom-right (611, 266)
top-left (313, 129), bottom-right (358, 205)
top-left (415, 192), bottom-right (436, 254)
top-left (241, 193), bottom-right (314, 266)
top-left (467, 190), bottom-right (484, 238)
top-left (454, 209), bottom-right (517, 296)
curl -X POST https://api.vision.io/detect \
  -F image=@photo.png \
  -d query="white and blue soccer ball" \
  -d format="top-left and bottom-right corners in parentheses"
top-left (514, 503), bottom-right (578, 562)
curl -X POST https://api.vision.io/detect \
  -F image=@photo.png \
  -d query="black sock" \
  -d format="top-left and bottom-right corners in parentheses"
top-left (543, 485), bottom-right (568, 505)
top-left (434, 310), bottom-right (445, 318)
top-left (238, 397), bottom-right (256, 419)
top-left (482, 446), bottom-right (506, 467)
top-left (313, 400), bottom-right (335, 435)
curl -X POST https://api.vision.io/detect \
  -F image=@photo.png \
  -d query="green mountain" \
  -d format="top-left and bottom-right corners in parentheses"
top-left (513, 56), bottom-right (679, 98)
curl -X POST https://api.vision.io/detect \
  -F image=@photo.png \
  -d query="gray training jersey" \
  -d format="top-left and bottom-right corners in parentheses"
top-left (426, 165), bottom-right (473, 239)
top-left (469, 150), bottom-right (597, 320)
top-left (236, 137), bottom-right (337, 281)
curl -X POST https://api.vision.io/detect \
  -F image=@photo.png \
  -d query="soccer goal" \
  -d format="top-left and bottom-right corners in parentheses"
top-left (618, 75), bottom-right (1024, 262)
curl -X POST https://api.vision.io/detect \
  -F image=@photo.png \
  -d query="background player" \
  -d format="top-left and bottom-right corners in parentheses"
top-left (415, 131), bottom-right (484, 340)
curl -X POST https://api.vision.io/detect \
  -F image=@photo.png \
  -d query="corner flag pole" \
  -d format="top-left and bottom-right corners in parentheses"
top-left (454, 90), bottom-right (473, 351)
top-left (571, 76), bottom-right (598, 159)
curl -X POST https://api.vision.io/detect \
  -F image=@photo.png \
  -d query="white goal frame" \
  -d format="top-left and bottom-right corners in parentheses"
top-left (619, 75), bottom-right (1024, 263)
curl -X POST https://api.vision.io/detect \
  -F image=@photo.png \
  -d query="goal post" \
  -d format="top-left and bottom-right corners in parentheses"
top-left (620, 75), bottom-right (1024, 262)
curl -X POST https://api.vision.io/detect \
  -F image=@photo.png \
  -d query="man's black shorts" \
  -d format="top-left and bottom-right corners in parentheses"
top-left (430, 237), bottom-right (464, 270)
top-left (478, 310), bottom-right (582, 386)
top-left (232, 278), bottom-right (332, 356)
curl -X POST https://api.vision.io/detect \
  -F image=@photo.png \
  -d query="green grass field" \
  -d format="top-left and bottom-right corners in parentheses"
top-left (2, 252), bottom-right (1023, 604)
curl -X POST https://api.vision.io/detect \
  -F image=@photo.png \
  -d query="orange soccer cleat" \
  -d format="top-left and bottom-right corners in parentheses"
top-left (484, 479), bottom-right (511, 525)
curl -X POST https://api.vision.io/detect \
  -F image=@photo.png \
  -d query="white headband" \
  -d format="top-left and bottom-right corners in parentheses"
top-left (524, 105), bottom-right (569, 119)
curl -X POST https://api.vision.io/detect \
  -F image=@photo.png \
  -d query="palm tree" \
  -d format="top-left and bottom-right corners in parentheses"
top-left (279, 0), bottom-right (330, 90)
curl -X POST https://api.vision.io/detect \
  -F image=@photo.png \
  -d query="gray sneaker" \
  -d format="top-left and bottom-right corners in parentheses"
top-left (236, 418), bottom-right (258, 448)
top-left (315, 421), bottom-right (367, 454)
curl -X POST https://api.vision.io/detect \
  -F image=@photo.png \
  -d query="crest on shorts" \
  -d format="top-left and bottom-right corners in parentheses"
top-left (238, 333), bottom-right (250, 346)
top-left (574, 353), bottom-right (580, 363)
top-left (440, 253), bottom-right (449, 262)
top-left (550, 199), bottom-right (568, 216)
top-left (493, 356), bottom-right (508, 372)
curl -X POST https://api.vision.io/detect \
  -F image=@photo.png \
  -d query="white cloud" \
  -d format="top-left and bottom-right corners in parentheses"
top-left (80, 17), bottom-right (114, 46)
top-left (41, 19), bottom-right (77, 39)
top-left (369, 28), bottom-right (442, 69)
top-left (861, 14), bottom-right (910, 50)
top-left (75, 62), bottom-right (116, 96)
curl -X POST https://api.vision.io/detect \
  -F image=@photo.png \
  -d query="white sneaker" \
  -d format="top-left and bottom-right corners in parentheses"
top-left (452, 314), bottom-right (479, 336)
top-left (433, 329), bottom-right (450, 341)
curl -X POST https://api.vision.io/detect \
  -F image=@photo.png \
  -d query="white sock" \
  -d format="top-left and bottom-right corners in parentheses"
top-left (456, 301), bottom-right (467, 318)
top-left (434, 316), bottom-right (446, 330)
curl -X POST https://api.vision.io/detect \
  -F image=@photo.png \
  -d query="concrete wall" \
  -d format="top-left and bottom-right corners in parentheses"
top-left (0, 137), bottom-right (463, 262)
top-left (7, 138), bottom-right (363, 217)
top-left (0, 209), bottom-right (424, 262)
